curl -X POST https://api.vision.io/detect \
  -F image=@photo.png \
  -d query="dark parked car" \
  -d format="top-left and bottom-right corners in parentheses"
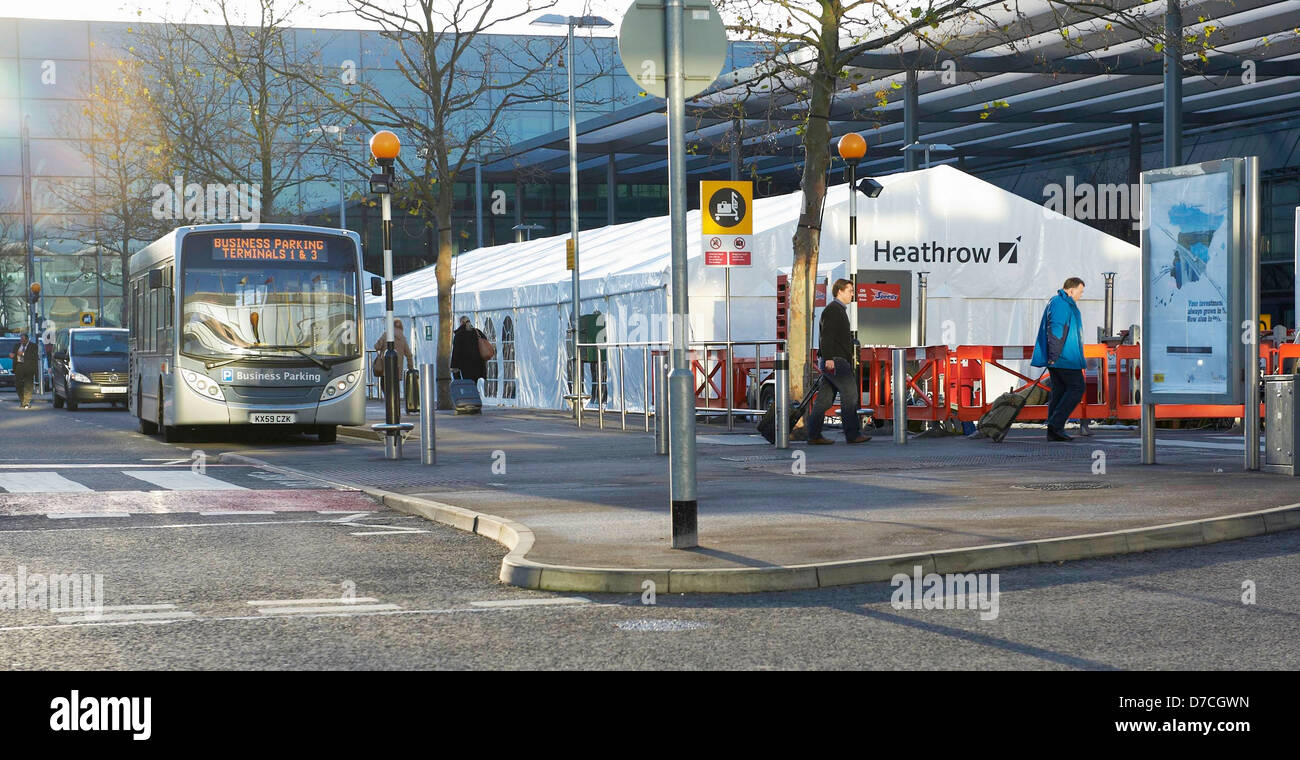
top-left (0, 336), bottom-right (17, 388)
top-left (51, 328), bottom-right (130, 410)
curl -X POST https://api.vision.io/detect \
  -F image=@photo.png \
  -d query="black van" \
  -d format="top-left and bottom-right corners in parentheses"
top-left (52, 328), bottom-right (130, 410)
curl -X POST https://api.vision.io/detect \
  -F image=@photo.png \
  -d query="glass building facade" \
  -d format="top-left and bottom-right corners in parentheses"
top-left (0, 15), bottom-right (765, 333)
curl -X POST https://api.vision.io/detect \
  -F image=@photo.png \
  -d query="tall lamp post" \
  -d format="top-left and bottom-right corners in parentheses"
top-left (369, 130), bottom-right (403, 458)
top-left (532, 13), bottom-right (613, 419)
top-left (837, 133), bottom-right (866, 373)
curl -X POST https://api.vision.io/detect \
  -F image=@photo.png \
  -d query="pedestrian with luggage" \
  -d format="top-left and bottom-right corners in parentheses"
top-left (372, 318), bottom-right (414, 405)
top-left (806, 279), bottom-right (870, 445)
top-left (1031, 277), bottom-right (1087, 442)
top-left (450, 316), bottom-right (488, 383)
top-left (9, 332), bottom-right (40, 409)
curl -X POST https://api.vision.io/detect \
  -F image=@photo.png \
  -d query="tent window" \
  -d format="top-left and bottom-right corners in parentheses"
top-left (483, 317), bottom-right (498, 398)
top-left (501, 316), bottom-right (516, 399)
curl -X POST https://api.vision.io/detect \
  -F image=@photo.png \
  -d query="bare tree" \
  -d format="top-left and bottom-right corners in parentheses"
top-left (127, 0), bottom-right (340, 221)
top-left (284, 0), bottom-right (608, 408)
top-left (53, 56), bottom-right (173, 328)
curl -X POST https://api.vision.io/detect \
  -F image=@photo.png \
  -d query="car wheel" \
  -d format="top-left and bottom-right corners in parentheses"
top-left (52, 392), bottom-right (64, 409)
top-left (66, 395), bottom-right (78, 411)
top-left (317, 425), bottom-right (338, 443)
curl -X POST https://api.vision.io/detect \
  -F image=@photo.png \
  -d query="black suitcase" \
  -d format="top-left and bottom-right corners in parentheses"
top-left (756, 375), bottom-right (822, 444)
top-left (977, 371), bottom-right (1047, 442)
top-left (449, 370), bottom-right (482, 415)
top-left (404, 368), bottom-right (420, 413)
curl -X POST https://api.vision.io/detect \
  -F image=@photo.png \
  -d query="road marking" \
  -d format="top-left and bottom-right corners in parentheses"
top-left (0, 601), bottom-right (615, 632)
top-left (198, 510), bottom-right (276, 516)
top-left (56, 611), bottom-right (196, 624)
top-left (55, 604), bottom-right (179, 613)
top-left (349, 528), bottom-right (430, 536)
top-left (469, 597), bottom-right (592, 608)
top-left (0, 472), bottom-right (93, 493)
top-left (325, 511), bottom-right (375, 518)
top-left (253, 603), bottom-right (402, 615)
top-left (0, 463), bottom-right (241, 469)
top-left (246, 598), bottom-right (380, 606)
top-left (123, 470), bottom-right (249, 490)
top-left (0, 517), bottom-right (359, 534)
top-left (46, 512), bottom-right (131, 520)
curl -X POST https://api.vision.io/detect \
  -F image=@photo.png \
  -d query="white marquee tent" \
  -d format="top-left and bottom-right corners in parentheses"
top-left (365, 165), bottom-right (1141, 411)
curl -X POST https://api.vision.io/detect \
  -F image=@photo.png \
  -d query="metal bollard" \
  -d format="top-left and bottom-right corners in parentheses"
top-left (420, 362), bottom-right (435, 465)
top-left (655, 358), bottom-right (669, 455)
top-left (385, 431), bottom-right (401, 459)
top-left (774, 350), bottom-right (789, 449)
top-left (892, 347), bottom-right (907, 445)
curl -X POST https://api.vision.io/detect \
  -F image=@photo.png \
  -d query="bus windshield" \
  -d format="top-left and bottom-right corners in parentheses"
top-left (179, 232), bottom-right (360, 364)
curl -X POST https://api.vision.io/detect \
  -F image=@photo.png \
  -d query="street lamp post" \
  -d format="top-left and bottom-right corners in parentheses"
top-left (837, 133), bottom-right (866, 374)
top-left (370, 131), bottom-right (403, 458)
top-left (532, 13), bottom-right (613, 420)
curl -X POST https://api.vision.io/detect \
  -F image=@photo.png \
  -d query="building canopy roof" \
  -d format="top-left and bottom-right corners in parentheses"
top-left (474, 0), bottom-right (1300, 185)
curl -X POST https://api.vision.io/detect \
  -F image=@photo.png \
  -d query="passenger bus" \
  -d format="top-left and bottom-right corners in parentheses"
top-left (128, 224), bottom-right (373, 442)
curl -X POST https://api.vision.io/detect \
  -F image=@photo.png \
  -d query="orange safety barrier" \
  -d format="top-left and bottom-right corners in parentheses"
top-left (869, 342), bottom-right (1282, 426)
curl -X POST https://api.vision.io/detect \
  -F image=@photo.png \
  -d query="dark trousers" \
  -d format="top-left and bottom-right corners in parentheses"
top-left (14, 373), bottom-right (34, 406)
top-left (806, 358), bottom-right (862, 441)
top-left (1046, 367), bottom-right (1085, 432)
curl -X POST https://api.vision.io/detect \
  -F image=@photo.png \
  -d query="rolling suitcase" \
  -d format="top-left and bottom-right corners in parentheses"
top-left (405, 368), bottom-right (420, 413)
top-left (977, 371), bottom-right (1048, 443)
top-left (449, 369), bottom-right (482, 415)
top-left (756, 375), bottom-right (822, 444)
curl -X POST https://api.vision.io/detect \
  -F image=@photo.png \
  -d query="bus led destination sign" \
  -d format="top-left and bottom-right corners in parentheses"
top-left (211, 236), bottom-right (327, 262)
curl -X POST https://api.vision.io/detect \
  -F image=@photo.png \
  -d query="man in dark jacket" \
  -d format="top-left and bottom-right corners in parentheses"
top-left (806, 279), bottom-right (870, 445)
top-left (9, 332), bottom-right (40, 409)
top-left (450, 316), bottom-right (487, 382)
top-left (1031, 277), bottom-right (1087, 441)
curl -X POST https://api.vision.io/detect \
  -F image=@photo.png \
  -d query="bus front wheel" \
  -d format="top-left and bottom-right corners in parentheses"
top-left (138, 386), bottom-right (158, 435)
top-left (317, 425), bottom-right (337, 443)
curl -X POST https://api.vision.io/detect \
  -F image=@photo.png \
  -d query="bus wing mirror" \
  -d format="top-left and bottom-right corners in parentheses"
top-left (371, 277), bottom-right (383, 297)
top-left (148, 270), bottom-right (164, 289)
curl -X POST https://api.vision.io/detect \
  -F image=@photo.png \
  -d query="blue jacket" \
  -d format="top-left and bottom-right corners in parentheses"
top-left (1031, 289), bottom-right (1085, 370)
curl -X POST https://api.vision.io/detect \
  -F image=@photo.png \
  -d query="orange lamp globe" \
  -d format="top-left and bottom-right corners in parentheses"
top-left (29, 283), bottom-right (40, 295)
top-left (370, 130), bottom-right (401, 161)
top-left (837, 132), bottom-right (866, 161)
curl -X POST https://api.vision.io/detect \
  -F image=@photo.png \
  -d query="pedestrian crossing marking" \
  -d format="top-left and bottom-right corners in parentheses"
top-left (0, 472), bottom-right (94, 493)
top-left (121, 470), bottom-right (249, 491)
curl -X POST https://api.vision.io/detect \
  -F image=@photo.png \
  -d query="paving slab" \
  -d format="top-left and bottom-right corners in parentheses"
top-left (219, 404), bottom-right (1300, 592)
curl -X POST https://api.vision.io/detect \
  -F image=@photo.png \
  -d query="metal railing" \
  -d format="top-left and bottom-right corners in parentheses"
top-left (571, 339), bottom-right (785, 431)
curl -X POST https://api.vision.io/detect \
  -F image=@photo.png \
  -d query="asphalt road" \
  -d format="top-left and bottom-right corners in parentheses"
top-left (1, 389), bottom-right (1297, 670)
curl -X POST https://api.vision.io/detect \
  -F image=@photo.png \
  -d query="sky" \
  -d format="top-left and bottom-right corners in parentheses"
top-left (0, 0), bottom-right (631, 35)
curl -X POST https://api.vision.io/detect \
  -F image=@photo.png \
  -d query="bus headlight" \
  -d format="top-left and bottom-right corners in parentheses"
top-left (181, 369), bottom-right (226, 401)
top-left (321, 371), bottom-right (360, 401)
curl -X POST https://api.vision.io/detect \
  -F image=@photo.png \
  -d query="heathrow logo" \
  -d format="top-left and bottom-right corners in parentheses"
top-left (874, 237), bottom-right (1024, 265)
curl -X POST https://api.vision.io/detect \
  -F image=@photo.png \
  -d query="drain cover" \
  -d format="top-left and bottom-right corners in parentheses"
top-left (614, 619), bottom-right (711, 632)
top-left (1011, 481), bottom-right (1111, 492)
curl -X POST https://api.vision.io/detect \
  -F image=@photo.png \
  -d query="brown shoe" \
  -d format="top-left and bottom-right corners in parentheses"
top-left (846, 435), bottom-right (872, 443)
top-left (808, 437), bottom-right (834, 445)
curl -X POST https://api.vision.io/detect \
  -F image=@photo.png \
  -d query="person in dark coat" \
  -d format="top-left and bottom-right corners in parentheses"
top-left (806, 279), bottom-right (870, 445)
top-left (9, 332), bottom-right (40, 409)
top-left (450, 316), bottom-right (487, 381)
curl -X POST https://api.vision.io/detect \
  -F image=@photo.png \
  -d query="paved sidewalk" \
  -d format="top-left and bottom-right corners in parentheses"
top-left (219, 402), bottom-right (1300, 592)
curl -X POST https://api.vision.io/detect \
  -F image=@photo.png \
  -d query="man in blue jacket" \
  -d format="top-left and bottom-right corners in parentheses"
top-left (1031, 277), bottom-right (1086, 442)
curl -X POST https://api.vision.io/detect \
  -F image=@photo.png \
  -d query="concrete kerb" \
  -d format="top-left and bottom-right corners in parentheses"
top-left (214, 452), bottom-right (1300, 594)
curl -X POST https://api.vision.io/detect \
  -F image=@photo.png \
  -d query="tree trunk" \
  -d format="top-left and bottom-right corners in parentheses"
top-left (434, 194), bottom-right (456, 410)
top-left (787, 68), bottom-right (836, 402)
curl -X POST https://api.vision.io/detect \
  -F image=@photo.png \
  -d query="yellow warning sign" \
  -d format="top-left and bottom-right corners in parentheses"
top-left (700, 181), bottom-right (753, 236)
top-left (79, 312), bottom-right (96, 326)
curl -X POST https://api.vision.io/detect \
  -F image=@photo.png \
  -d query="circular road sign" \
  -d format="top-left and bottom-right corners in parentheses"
top-left (706, 186), bottom-right (746, 229)
top-left (618, 1), bottom-right (727, 99)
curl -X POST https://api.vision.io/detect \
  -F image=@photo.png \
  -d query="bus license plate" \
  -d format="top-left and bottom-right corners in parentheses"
top-left (251, 413), bottom-right (296, 424)
top-left (100, 386), bottom-right (127, 394)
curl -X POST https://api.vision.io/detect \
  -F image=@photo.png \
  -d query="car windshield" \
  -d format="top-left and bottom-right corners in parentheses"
top-left (180, 233), bottom-right (360, 362)
top-left (73, 332), bottom-right (128, 355)
top-left (0, 339), bottom-right (17, 357)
